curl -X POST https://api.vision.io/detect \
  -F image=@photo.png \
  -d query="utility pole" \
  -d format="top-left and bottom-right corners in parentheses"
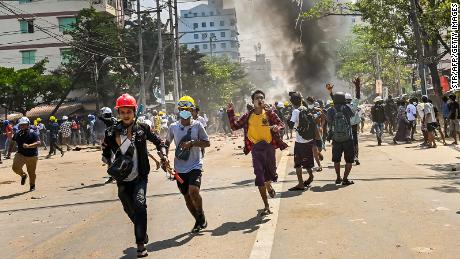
top-left (137, 0), bottom-right (146, 108)
top-left (173, 0), bottom-right (182, 97)
top-left (156, 0), bottom-right (166, 111)
top-left (168, 0), bottom-right (179, 105)
top-left (409, 0), bottom-right (427, 95)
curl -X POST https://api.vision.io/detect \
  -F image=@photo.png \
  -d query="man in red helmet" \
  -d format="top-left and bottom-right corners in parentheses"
top-left (102, 93), bottom-right (168, 258)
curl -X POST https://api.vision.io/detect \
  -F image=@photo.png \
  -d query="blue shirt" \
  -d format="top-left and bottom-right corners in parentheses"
top-left (13, 129), bottom-right (39, 157)
top-left (441, 102), bottom-right (449, 118)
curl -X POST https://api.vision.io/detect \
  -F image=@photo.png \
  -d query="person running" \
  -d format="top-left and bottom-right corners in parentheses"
top-left (371, 96), bottom-right (386, 146)
top-left (448, 94), bottom-right (460, 145)
top-left (102, 93), bottom-right (168, 258)
top-left (166, 96), bottom-right (210, 233)
top-left (327, 90), bottom-right (355, 185)
top-left (406, 98), bottom-right (417, 141)
top-left (288, 92), bottom-right (317, 191)
top-left (60, 116), bottom-right (72, 151)
top-left (346, 93), bottom-right (361, 165)
top-left (36, 118), bottom-right (47, 150)
top-left (227, 90), bottom-right (288, 216)
top-left (46, 116), bottom-right (64, 158)
top-left (11, 117), bottom-right (41, 192)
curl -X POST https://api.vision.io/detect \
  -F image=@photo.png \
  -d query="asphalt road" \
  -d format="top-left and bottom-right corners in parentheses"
top-left (0, 131), bottom-right (459, 259)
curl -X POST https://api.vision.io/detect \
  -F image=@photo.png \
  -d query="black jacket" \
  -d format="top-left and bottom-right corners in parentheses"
top-left (371, 104), bottom-right (386, 123)
top-left (102, 121), bottom-right (166, 178)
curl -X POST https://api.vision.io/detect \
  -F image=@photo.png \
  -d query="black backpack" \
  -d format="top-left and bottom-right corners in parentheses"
top-left (296, 106), bottom-right (316, 140)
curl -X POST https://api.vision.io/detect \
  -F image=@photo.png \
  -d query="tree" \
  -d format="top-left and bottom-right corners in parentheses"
top-left (0, 60), bottom-right (69, 115)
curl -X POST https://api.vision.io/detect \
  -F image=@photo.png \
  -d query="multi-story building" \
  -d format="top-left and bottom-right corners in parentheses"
top-left (178, 0), bottom-right (240, 60)
top-left (0, 0), bottom-right (125, 71)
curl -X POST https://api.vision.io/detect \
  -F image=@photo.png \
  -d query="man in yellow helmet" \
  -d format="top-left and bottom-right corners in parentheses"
top-left (166, 96), bottom-right (211, 233)
top-left (46, 116), bottom-right (64, 158)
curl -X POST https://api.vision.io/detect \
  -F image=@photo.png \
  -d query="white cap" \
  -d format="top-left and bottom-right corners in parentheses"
top-left (62, 115), bottom-right (68, 120)
top-left (345, 93), bottom-right (352, 100)
top-left (277, 102), bottom-right (284, 108)
top-left (374, 96), bottom-right (382, 103)
top-left (144, 119), bottom-right (152, 128)
top-left (100, 107), bottom-right (112, 114)
top-left (18, 117), bottom-right (30, 125)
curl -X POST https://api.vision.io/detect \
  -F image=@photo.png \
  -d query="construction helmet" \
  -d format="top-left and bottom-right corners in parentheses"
top-left (18, 117), bottom-right (30, 125)
top-left (177, 95), bottom-right (196, 109)
top-left (49, 116), bottom-right (57, 122)
top-left (284, 101), bottom-right (290, 107)
top-left (115, 93), bottom-right (137, 110)
top-left (36, 117), bottom-right (42, 122)
top-left (33, 119), bottom-right (38, 126)
top-left (62, 115), bottom-right (68, 121)
top-left (100, 107), bottom-right (112, 115)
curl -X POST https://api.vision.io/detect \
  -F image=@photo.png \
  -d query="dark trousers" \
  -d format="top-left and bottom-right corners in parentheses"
top-left (352, 124), bottom-right (359, 160)
top-left (117, 177), bottom-right (148, 244)
top-left (48, 138), bottom-right (63, 155)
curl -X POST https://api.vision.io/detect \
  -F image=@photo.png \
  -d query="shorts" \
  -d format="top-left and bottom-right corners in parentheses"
top-left (427, 122), bottom-right (438, 132)
top-left (251, 141), bottom-right (278, 186)
top-left (450, 119), bottom-right (460, 133)
top-left (294, 141), bottom-right (314, 169)
top-left (176, 169), bottom-right (202, 195)
top-left (332, 139), bottom-right (355, 164)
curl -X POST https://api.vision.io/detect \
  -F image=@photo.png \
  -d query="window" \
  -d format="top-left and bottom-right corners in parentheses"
top-left (202, 33), bottom-right (207, 40)
top-left (220, 20), bottom-right (225, 26)
top-left (221, 42), bottom-right (226, 49)
top-left (210, 11), bottom-right (214, 16)
top-left (203, 44), bottom-right (208, 49)
top-left (220, 31), bottom-right (225, 37)
top-left (21, 50), bottom-right (36, 64)
top-left (193, 13), bottom-right (197, 17)
top-left (201, 12), bottom-right (205, 16)
top-left (193, 23), bottom-right (198, 29)
top-left (19, 0), bottom-right (31, 4)
top-left (60, 48), bottom-right (72, 64)
top-left (19, 20), bottom-right (34, 33)
top-left (210, 33), bottom-right (215, 38)
top-left (231, 41), bottom-right (236, 48)
top-left (231, 31), bottom-right (237, 37)
top-left (201, 22), bottom-right (206, 28)
top-left (194, 34), bottom-right (199, 39)
top-left (194, 45), bottom-right (200, 50)
top-left (212, 43), bottom-right (216, 49)
top-left (210, 22), bottom-right (214, 27)
top-left (58, 17), bottom-right (76, 32)
top-left (184, 14), bottom-right (188, 18)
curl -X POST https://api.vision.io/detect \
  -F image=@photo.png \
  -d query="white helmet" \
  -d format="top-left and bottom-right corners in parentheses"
top-left (137, 116), bottom-right (145, 123)
top-left (100, 107), bottom-right (112, 115)
top-left (345, 93), bottom-right (352, 100)
top-left (374, 96), bottom-right (383, 103)
top-left (62, 115), bottom-right (68, 121)
top-left (18, 117), bottom-right (30, 125)
top-left (144, 119), bottom-right (152, 128)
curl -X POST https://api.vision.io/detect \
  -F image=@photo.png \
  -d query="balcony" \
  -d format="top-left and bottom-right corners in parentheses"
top-left (90, 0), bottom-right (118, 16)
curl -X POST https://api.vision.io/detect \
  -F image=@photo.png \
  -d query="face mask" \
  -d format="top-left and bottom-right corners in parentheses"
top-left (179, 110), bottom-right (192, 120)
top-left (413, 102), bottom-right (417, 105)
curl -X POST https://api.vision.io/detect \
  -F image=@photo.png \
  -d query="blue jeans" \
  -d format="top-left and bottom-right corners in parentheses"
top-left (374, 122), bottom-right (384, 141)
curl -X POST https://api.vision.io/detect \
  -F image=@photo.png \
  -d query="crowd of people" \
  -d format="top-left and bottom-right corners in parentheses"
top-left (1, 85), bottom-right (459, 258)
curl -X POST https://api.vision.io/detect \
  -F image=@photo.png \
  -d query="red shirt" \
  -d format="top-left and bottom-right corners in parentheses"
top-left (5, 124), bottom-right (13, 139)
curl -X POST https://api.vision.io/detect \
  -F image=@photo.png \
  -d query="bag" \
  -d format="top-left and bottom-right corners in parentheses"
top-left (332, 106), bottom-right (352, 142)
top-left (107, 132), bottom-right (136, 181)
top-left (175, 128), bottom-right (192, 160)
top-left (296, 106), bottom-right (316, 140)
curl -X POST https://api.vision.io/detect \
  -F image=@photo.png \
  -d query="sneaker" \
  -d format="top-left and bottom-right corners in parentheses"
top-left (355, 160), bottom-right (360, 166)
top-left (198, 214), bottom-right (207, 229)
top-left (21, 175), bottom-right (27, 185)
top-left (191, 221), bottom-right (201, 233)
top-left (61, 151), bottom-right (65, 157)
top-left (30, 185), bottom-right (35, 191)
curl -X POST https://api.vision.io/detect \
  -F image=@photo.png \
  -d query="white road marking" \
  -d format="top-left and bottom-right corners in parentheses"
top-left (249, 151), bottom-right (289, 259)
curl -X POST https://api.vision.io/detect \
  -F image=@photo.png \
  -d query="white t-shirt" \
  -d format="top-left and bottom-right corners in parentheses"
top-left (197, 116), bottom-right (208, 128)
top-left (423, 103), bottom-right (436, 123)
top-left (406, 104), bottom-right (417, 121)
top-left (290, 108), bottom-right (312, 143)
top-left (120, 135), bottom-right (138, 182)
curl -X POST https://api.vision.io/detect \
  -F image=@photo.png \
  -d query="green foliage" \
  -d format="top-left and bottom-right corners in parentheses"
top-left (0, 60), bottom-right (69, 115)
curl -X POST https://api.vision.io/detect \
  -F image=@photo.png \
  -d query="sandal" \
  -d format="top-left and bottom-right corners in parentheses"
top-left (342, 179), bottom-right (354, 186)
top-left (288, 186), bottom-right (305, 191)
top-left (304, 176), bottom-right (314, 187)
top-left (259, 207), bottom-right (272, 217)
top-left (137, 248), bottom-right (148, 258)
top-left (316, 166), bottom-right (323, 172)
top-left (335, 178), bottom-right (342, 184)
